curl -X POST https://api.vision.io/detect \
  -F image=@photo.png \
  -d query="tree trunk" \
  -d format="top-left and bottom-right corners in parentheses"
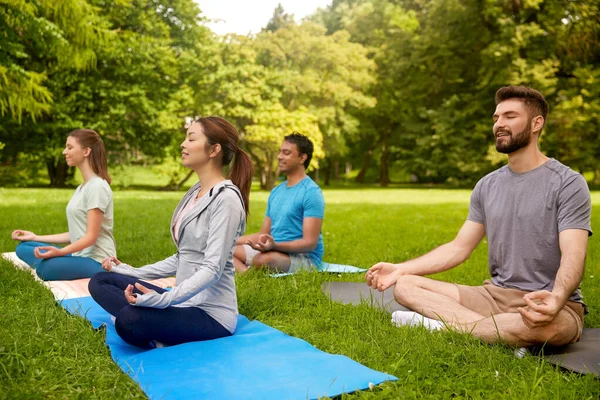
top-left (323, 159), bottom-right (331, 186)
top-left (356, 149), bottom-right (372, 183)
top-left (333, 159), bottom-right (340, 181)
top-left (262, 158), bottom-right (276, 190)
top-left (46, 159), bottom-right (70, 187)
top-left (594, 168), bottom-right (600, 185)
top-left (164, 170), bottom-right (194, 191)
top-left (379, 138), bottom-right (390, 187)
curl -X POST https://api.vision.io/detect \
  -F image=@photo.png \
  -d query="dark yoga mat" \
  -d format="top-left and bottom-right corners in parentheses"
top-left (533, 329), bottom-right (600, 376)
top-left (322, 281), bottom-right (600, 377)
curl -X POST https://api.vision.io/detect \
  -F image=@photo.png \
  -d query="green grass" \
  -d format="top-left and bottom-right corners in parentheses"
top-left (1, 187), bottom-right (599, 399)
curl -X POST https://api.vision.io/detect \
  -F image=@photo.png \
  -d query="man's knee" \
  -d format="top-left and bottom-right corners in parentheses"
top-left (233, 245), bottom-right (246, 262)
top-left (393, 275), bottom-right (424, 305)
top-left (521, 313), bottom-right (579, 346)
top-left (394, 275), bottom-right (461, 307)
top-left (252, 252), bottom-right (274, 267)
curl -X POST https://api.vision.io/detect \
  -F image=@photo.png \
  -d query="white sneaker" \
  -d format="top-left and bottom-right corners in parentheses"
top-left (151, 340), bottom-right (168, 349)
top-left (514, 347), bottom-right (528, 358)
top-left (391, 310), bottom-right (444, 331)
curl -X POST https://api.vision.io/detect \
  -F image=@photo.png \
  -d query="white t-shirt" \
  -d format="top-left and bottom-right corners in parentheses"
top-left (66, 176), bottom-right (116, 262)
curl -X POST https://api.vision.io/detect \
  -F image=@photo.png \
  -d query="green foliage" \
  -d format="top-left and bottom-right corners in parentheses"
top-left (1, 0), bottom-right (600, 188)
top-left (0, 0), bottom-right (211, 187)
top-left (317, 0), bottom-right (600, 185)
top-left (264, 3), bottom-right (295, 33)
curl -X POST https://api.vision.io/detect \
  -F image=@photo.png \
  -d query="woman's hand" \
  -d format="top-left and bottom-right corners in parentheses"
top-left (124, 283), bottom-right (155, 305)
top-left (12, 230), bottom-right (37, 241)
top-left (33, 246), bottom-right (62, 259)
top-left (101, 256), bottom-right (121, 272)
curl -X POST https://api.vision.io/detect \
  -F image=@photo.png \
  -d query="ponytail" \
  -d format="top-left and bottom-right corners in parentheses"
top-left (230, 148), bottom-right (254, 216)
top-left (195, 117), bottom-right (254, 216)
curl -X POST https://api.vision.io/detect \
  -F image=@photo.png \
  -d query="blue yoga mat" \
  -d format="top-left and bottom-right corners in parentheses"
top-left (319, 262), bottom-right (367, 273)
top-left (271, 262), bottom-right (367, 277)
top-left (61, 297), bottom-right (396, 399)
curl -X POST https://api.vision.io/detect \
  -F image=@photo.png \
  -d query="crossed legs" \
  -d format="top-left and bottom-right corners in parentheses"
top-left (393, 275), bottom-right (580, 347)
top-left (89, 272), bottom-right (231, 347)
top-left (233, 244), bottom-right (291, 273)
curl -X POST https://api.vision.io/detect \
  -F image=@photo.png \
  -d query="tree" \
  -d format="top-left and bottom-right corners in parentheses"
top-left (264, 3), bottom-right (294, 32)
top-left (245, 104), bottom-right (323, 189)
top-left (1, 0), bottom-right (213, 187)
top-left (254, 22), bottom-right (376, 185)
top-left (0, 0), bottom-right (105, 123)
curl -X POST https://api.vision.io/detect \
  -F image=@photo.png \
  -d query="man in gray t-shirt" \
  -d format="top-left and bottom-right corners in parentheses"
top-left (366, 85), bottom-right (592, 347)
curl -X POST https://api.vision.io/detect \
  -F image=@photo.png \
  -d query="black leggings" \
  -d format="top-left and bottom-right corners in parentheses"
top-left (89, 272), bottom-right (231, 348)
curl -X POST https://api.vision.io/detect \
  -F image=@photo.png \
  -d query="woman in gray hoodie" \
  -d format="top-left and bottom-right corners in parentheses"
top-left (89, 117), bottom-right (254, 348)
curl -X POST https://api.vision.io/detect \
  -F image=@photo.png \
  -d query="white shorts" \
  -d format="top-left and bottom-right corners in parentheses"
top-left (242, 244), bottom-right (317, 273)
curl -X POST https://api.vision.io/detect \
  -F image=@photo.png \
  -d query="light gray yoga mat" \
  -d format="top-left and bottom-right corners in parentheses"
top-left (321, 281), bottom-right (410, 313)
top-left (322, 281), bottom-right (600, 377)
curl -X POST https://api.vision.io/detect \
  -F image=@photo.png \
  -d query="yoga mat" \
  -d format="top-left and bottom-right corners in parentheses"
top-left (271, 261), bottom-right (367, 277)
top-left (2, 252), bottom-right (176, 300)
top-left (321, 281), bottom-right (410, 313)
top-left (322, 281), bottom-right (600, 377)
top-left (61, 296), bottom-right (397, 399)
top-left (533, 329), bottom-right (600, 377)
top-left (319, 262), bottom-right (367, 273)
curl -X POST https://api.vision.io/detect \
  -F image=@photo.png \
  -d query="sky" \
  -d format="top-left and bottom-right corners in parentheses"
top-left (196, 0), bottom-right (333, 35)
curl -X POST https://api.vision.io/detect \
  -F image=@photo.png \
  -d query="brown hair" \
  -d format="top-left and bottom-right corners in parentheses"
top-left (68, 129), bottom-right (111, 184)
top-left (495, 85), bottom-right (549, 130)
top-left (195, 117), bottom-right (254, 215)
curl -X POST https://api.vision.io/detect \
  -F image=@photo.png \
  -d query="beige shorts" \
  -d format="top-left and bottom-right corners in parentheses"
top-left (456, 280), bottom-right (584, 344)
top-left (242, 244), bottom-right (316, 273)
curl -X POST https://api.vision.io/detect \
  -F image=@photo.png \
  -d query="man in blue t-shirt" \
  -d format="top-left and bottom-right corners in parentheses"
top-left (233, 133), bottom-right (325, 273)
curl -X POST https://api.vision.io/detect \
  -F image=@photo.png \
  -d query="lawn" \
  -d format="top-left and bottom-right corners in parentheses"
top-left (1, 187), bottom-right (599, 399)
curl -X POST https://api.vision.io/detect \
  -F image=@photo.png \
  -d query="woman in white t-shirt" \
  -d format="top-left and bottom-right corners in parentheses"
top-left (11, 129), bottom-right (116, 281)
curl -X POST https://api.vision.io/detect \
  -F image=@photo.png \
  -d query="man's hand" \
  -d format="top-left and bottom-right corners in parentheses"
top-left (102, 256), bottom-right (122, 272)
top-left (366, 262), bottom-right (402, 291)
top-left (517, 290), bottom-right (563, 329)
top-left (33, 246), bottom-right (62, 259)
top-left (247, 234), bottom-right (275, 252)
top-left (124, 283), bottom-right (154, 305)
top-left (12, 230), bottom-right (37, 241)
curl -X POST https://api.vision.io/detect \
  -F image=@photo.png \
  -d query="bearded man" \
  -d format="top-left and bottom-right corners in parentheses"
top-left (366, 85), bottom-right (592, 347)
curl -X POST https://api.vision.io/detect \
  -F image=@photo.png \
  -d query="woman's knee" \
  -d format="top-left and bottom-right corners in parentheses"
top-left (15, 241), bottom-right (34, 260)
top-left (34, 262), bottom-right (53, 281)
top-left (15, 241), bottom-right (27, 255)
top-left (115, 307), bottom-right (152, 347)
top-left (88, 271), bottom-right (111, 296)
top-left (116, 306), bottom-right (143, 326)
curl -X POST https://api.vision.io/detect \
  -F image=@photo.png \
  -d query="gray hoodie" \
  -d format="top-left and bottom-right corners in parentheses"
top-left (111, 180), bottom-right (245, 333)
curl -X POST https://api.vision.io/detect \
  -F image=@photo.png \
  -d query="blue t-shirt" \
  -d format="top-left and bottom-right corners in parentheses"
top-left (266, 176), bottom-right (325, 264)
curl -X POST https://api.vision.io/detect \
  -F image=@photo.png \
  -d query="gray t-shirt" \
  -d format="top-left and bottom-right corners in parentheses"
top-left (66, 176), bottom-right (116, 263)
top-left (467, 158), bottom-right (592, 304)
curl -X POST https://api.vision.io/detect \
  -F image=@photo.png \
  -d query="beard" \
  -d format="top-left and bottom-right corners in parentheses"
top-left (495, 123), bottom-right (532, 154)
